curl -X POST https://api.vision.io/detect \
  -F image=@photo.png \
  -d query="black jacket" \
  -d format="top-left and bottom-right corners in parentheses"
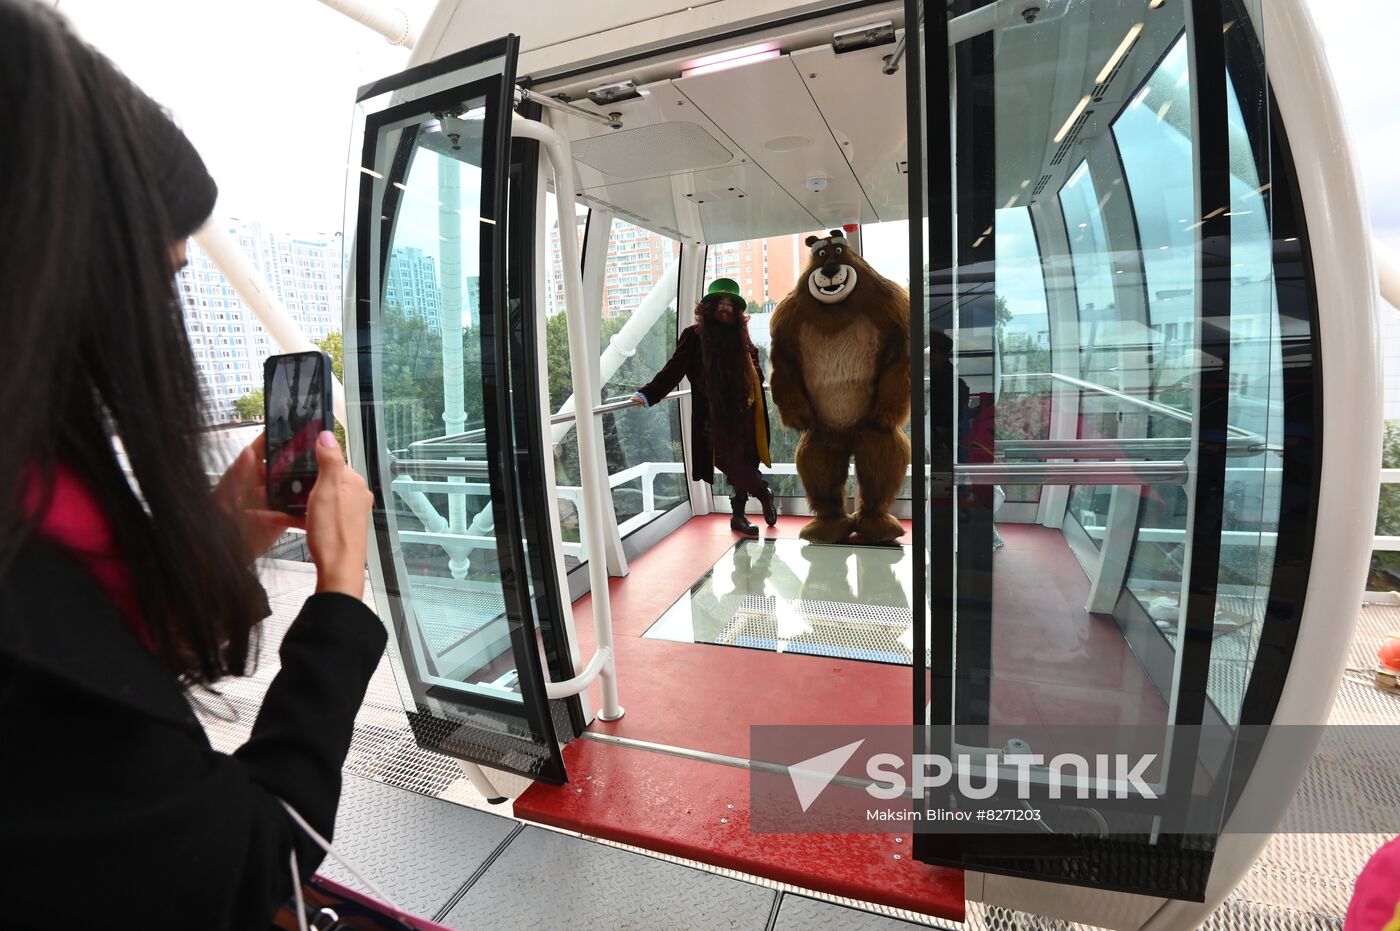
top-left (0, 541), bottom-right (388, 929)
top-left (637, 324), bottom-right (772, 484)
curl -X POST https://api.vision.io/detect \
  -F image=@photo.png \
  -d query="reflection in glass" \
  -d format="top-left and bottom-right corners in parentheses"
top-left (995, 207), bottom-right (1052, 503)
top-left (1112, 33), bottom-right (1280, 724)
top-left (1114, 35), bottom-right (1198, 629)
top-left (1059, 161), bottom-right (1125, 547)
top-left (645, 538), bottom-right (916, 664)
top-left (369, 113), bottom-right (522, 701)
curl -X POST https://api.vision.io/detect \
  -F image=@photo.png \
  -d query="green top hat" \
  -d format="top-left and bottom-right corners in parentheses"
top-left (705, 277), bottom-right (742, 298)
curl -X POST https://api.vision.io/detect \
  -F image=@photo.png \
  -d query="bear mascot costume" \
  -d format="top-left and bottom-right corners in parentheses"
top-left (769, 229), bottom-right (911, 544)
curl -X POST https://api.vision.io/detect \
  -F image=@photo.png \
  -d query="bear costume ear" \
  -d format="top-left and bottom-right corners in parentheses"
top-left (805, 235), bottom-right (820, 247)
top-left (829, 229), bottom-right (843, 238)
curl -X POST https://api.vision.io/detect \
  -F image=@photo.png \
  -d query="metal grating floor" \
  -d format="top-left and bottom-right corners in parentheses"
top-left (722, 595), bottom-right (919, 664)
top-left (407, 581), bottom-right (507, 657)
top-left (186, 560), bottom-right (1400, 929)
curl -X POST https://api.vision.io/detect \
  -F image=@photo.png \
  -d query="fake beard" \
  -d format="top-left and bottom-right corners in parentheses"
top-left (699, 315), bottom-right (755, 443)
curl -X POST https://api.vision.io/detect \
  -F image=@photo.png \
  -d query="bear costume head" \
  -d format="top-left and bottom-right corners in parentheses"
top-left (779, 229), bottom-right (908, 339)
top-left (804, 229), bottom-right (861, 304)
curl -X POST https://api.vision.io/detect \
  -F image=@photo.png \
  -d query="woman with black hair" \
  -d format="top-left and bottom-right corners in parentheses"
top-left (0, 2), bottom-right (384, 926)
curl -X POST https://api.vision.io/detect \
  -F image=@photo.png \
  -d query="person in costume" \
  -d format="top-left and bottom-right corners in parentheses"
top-left (630, 279), bottom-right (778, 535)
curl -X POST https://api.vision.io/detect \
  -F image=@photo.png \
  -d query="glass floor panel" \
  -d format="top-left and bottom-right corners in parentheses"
top-left (642, 538), bottom-right (920, 665)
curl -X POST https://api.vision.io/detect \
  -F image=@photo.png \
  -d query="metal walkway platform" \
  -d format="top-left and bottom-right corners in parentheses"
top-left (191, 560), bottom-right (1400, 929)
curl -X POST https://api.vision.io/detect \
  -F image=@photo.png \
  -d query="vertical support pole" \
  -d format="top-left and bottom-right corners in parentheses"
top-left (580, 211), bottom-right (629, 578)
top-left (512, 117), bottom-right (623, 721)
top-left (440, 157), bottom-right (471, 578)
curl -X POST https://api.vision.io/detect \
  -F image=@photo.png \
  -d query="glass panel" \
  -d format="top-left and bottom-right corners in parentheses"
top-left (597, 218), bottom-right (685, 535)
top-left (916, 0), bottom-right (1289, 897)
top-left (643, 538), bottom-right (916, 665)
top-left (543, 195), bottom-right (590, 570)
top-left (1207, 3), bottom-right (1275, 725)
top-left (994, 207), bottom-right (1052, 505)
top-left (1059, 161), bottom-right (1124, 547)
top-left (1113, 24), bottom-right (1277, 726)
top-left (374, 125), bottom-right (512, 694)
top-left (1115, 35), bottom-right (1197, 617)
top-left (351, 39), bottom-right (567, 781)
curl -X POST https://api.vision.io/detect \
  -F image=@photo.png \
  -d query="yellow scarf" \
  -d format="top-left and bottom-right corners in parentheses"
top-left (747, 359), bottom-right (771, 467)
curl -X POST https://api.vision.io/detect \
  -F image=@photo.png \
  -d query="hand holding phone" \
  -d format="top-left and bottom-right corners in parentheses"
top-left (304, 430), bottom-right (376, 597)
top-left (264, 351), bottom-right (334, 514)
top-left (214, 432), bottom-right (302, 562)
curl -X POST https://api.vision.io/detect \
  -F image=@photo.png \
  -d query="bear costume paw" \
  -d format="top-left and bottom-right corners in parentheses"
top-left (799, 514), bottom-right (857, 544)
top-left (853, 510), bottom-right (904, 544)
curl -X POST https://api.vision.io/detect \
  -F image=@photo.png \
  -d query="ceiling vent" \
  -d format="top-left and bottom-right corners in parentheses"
top-left (1032, 173), bottom-right (1053, 195)
top-left (1049, 109), bottom-right (1092, 166)
top-left (1092, 57), bottom-right (1131, 101)
top-left (579, 194), bottom-right (652, 226)
top-left (572, 122), bottom-right (733, 179)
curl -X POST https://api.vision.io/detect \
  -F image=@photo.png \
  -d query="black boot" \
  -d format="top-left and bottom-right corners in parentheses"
top-left (756, 481), bottom-right (778, 527)
top-left (730, 492), bottom-right (759, 535)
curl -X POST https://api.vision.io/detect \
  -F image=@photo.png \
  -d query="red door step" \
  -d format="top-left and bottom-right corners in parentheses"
top-left (515, 737), bottom-right (964, 923)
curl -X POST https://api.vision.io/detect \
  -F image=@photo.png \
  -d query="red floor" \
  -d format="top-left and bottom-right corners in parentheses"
top-left (986, 523), bottom-right (1167, 729)
top-left (516, 738), bottom-right (966, 922)
top-left (516, 515), bottom-right (1164, 921)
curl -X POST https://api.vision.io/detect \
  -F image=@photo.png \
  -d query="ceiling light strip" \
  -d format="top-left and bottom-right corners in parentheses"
top-left (1054, 95), bottom-right (1092, 143)
top-left (1096, 23), bottom-right (1145, 85)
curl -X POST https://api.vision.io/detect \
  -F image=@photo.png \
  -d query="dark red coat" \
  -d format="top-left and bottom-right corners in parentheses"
top-left (638, 324), bottom-right (772, 484)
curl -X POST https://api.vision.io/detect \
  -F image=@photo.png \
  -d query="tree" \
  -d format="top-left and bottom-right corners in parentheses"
top-left (314, 331), bottom-right (346, 451)
top-left (233, 388), bottom-right (263, 422)
top-left (314, 331), bottom-right (343, 380)
top-left (994, 294), bottom-right (1013, 333)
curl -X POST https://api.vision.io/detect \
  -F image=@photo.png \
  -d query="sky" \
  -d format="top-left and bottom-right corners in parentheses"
top-left (55, 0), bottom-right (436, 234)
top-left (1306, 1), bottom-right (1400, 258)
top-left (52, 0), bottom-right (1400, 257)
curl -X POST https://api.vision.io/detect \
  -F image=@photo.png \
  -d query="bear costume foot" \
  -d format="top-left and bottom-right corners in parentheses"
top-left (853, 510), bottom-right (904, 543)
top-left (799, 514), bottom-right (856, 544)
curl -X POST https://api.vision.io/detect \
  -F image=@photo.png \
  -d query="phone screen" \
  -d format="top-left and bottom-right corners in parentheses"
top-left (265, 352), bottom-right (329, 513)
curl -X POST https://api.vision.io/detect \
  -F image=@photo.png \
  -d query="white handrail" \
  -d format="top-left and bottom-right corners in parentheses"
top-left (512, 116), bottom-right (623, 721)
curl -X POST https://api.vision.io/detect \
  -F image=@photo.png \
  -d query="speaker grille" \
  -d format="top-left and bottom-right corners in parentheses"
top-left (571, 121), bottom-right (733, 179)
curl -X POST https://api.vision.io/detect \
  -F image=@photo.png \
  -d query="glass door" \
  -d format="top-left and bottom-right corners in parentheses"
top-left (908, 0), bottom-right (1292, 900)
top-left (347, 37), bottom-right (579, 784)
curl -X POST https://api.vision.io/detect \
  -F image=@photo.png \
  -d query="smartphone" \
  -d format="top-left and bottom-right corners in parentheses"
top-left (264, 350), bottom-right (333, 514)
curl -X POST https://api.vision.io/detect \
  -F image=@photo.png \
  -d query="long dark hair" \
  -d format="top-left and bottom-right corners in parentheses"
top-left (696, 294), bottom-right (757, 443)
top-left (0, 0), bottom-right (262, 684)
